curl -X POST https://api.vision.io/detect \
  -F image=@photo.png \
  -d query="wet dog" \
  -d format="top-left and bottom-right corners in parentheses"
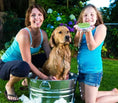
top-left (42, 26), bottom-right (71, 80)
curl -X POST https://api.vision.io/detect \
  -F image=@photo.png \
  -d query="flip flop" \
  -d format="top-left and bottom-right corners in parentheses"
top-left (19, 86), bottom-right (28, 91)
top-left (4, 90), bottom-right (19, 102)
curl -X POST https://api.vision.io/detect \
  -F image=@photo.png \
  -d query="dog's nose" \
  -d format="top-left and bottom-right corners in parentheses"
top-left (65, 35), bottom-right (70, 41)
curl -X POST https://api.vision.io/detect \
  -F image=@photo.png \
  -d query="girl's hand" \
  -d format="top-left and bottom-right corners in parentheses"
top-left (84, 25), bottom-right (95, 33)
top-left (74, 24), bottom-right (83, 32)
top-left (74, 24), bottom-right (95, 33)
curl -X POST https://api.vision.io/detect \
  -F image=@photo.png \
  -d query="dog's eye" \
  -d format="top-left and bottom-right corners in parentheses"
top-left (67, 31), bottom-right (70, 33)
top-left (59, 31), bottom-right (62, 34)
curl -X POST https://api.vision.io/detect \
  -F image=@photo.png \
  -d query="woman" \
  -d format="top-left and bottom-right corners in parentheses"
top-left (0, 4), bottom-right (56, 102)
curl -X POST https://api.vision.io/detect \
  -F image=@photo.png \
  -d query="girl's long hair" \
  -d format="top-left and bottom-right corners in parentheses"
top-left (77, 4), bottom-right (104, 26)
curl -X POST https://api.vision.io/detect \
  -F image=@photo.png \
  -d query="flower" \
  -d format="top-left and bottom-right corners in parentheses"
top-left (74, 20), bottom-right (77, 25)
top-left (59, 23), bottom-right (64, 26)
top-left (68, 21), bottom-right (73, 25)
top-left (47, 24), bottom-right (54, 29)
top-left (56, 16), bottom-right (61, 21)
top-left (47, 24), bottom-right (51, 28)
top-left (47, 8), bottom-right (53, 13)
top-left (67, 26), bottom-right (75, 32)
top-left (69, 14), bottom-right (76, 20)
top-left (50, 25), bottom-right (54, 29)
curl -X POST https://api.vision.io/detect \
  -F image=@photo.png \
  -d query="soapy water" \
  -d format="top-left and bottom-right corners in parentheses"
top-left (19, 94), bottom-right (42, 103)
top-left (19, 94), bottom-right (74, 103)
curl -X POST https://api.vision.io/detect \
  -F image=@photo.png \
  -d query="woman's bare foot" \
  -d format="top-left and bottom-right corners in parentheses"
top-left (112, 88), bottom-right (118, 95)
top-left (5, 83), bottom-right (19, 101)
top-left (22, 78), bottom-right (28, 86)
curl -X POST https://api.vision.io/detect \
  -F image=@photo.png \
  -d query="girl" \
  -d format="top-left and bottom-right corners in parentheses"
top-left (74, 4), bottom-right (118, 103)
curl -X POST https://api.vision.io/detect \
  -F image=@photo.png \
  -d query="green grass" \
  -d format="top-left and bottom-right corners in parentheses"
top-left (0, 58), bottom-right (118, 103)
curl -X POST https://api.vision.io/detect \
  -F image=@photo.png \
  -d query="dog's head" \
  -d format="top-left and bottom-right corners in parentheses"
top-left (49, 26), bottom-right (71, 47)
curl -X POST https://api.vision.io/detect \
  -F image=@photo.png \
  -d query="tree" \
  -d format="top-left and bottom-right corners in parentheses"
top-left (3, 0), bottom-right (29, 18)
top-left (0, 0), bottom-right (4, 11)
top-left (29, 0), bottom-right (35, 7)
top-left (109, 0), bottom-right (118, 22)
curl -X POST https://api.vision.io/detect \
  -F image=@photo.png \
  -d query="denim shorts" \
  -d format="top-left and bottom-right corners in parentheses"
top-left (78, 72), bottom-right (103, 87)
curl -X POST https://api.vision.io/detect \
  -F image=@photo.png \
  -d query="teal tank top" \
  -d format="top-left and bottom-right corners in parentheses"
top-left (77, 27), bottom-right (104, 73)
top-left (1, 27), bottom-right (43, 62)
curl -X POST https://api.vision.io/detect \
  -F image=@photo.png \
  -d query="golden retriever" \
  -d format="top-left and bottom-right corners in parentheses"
top-left (42, 26), bottom-right (71, 80)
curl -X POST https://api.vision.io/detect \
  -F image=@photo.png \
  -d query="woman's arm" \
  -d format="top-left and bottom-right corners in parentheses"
top-left (16, 29), bottom-right (49, 80)
top-left (41, 30), bottom-right (51, 59)
top-left (85, 24), bottom-right (107, 50)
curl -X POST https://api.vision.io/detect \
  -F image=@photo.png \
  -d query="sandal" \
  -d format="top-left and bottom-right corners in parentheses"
top-left (4, 90), bottom-right (19, 102)
top-left (19, 86), bottom-right (28, 91)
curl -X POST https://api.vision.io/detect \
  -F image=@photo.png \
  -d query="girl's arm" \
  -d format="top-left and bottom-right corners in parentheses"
top-left (85, 24), bottom-right (107, 50)
top-left (16, 29), bottom-right (49, 80)
top-left (74, 31), bottom-right (83, 47)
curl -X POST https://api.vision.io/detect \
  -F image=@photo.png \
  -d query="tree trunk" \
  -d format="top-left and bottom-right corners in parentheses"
top-left (29, 0), bottom-right (35, 7)
top-left (0, 12), bottom-right (7, 40)
top-left (0, 0), bottom-right (4, 11)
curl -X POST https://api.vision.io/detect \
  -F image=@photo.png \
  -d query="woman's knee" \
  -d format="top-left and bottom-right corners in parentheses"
top-left (12, 61), bottom-right (30, 77)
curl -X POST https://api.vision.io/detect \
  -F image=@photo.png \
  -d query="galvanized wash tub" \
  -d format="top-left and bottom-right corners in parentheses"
top-left (29, 73), bottom-right (78, 103)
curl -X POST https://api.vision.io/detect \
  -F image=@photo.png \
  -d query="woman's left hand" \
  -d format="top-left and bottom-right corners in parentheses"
top-left (48, 76), bottom-right (57, 80)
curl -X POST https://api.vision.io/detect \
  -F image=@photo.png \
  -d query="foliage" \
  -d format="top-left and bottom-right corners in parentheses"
top-left (101, 45), bottom-right (108, 58)
top-left (0, 49), bottom-right (5, 58)
top-left (100, 0), bottom-right (118, 23)
top-left (109, 0), bottom-right (118, 22)
top-left (41, 8), bottom-right (77, 52)
top-left (41, 10), bottom-right (71, 38)
top-left (100, 7), bottom-right (111, 23)
top-left (1, 0), bottom-right (118, 59)
top-left (100, 0), bottom-right (118, 58)
top-left (105, 26), bottom-right (118, 58)
top-left (3, 0), bottom-right (28, 18)
top-left (0, 11), bottom-right (21, 50)
top-left (36, 0), bottom-right (85, 18)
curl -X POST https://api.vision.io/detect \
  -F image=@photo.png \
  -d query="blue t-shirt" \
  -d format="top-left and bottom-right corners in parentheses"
top-left (1, 27), bottom-right (43, 62)
top-left (77, 27), bottom-right (104, 73)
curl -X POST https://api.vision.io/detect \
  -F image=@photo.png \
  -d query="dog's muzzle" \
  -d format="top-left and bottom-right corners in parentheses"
top-left (65, 35), bottom-right (71, 42)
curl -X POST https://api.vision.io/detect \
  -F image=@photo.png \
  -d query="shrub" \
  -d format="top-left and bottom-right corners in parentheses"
top-left (41, 9), bottom-right (77, 37)
top-left (41, 8), bottom-right (77, 53)
top-left (105, 26), bottom-right (118, 58)
top-left (0, 11), bottom-right (21, 50)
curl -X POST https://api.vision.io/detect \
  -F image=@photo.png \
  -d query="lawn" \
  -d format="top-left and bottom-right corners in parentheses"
top-left (0, 58), bottom-right (118, 103)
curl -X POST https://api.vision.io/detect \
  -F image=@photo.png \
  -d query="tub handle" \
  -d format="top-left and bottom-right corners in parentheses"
top-left (39, 81), bottom-right (51, 90)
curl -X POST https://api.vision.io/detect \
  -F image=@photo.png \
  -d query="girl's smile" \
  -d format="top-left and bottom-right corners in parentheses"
top-left (83, 7), bottom-right (97, 26)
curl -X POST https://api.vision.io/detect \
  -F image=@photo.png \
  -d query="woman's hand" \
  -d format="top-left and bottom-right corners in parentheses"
top-left (48, 76), bottom-right (57, 80)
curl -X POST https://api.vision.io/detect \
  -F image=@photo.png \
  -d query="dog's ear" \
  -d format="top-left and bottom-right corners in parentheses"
top-left (49, 32), bottom-right (55, 47)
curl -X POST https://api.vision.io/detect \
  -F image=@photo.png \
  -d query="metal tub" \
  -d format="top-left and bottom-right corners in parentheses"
top-left (29, 73), bottom-right (78, 103)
